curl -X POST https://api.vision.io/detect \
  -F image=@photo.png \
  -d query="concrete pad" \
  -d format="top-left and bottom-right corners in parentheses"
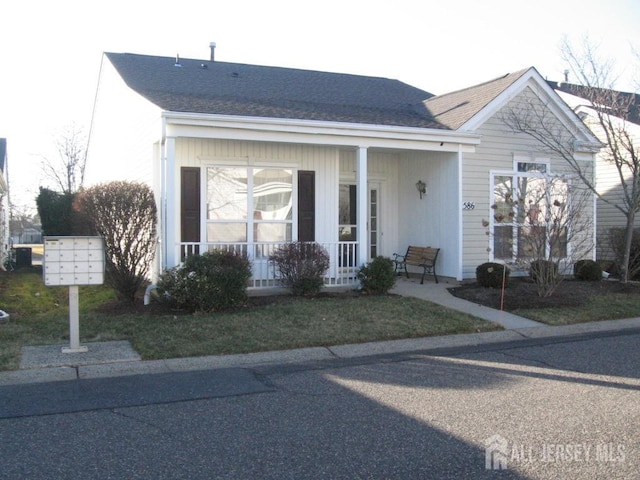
top-left (20, 341), bottom-right (141, 369)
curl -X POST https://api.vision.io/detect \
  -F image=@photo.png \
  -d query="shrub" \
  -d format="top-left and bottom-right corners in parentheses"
top-left (74, 181), bottom-right (157, 303)
top-left (574, 259), bottom-right (602, 281)
top-left (158, 250), bottom-right (251, 312)
top-left (357, 256), bottom-right (397, 294)
top-left (529, 259), bottom-right (558, 283)
top-left (36, 187), bottom-right (75, 236)
top-left (475, 262), bottom-right (510, 288)
top-left (270, 242), bottom-right (330, 296)
top-left (607, 228), bottom-right (640, 280)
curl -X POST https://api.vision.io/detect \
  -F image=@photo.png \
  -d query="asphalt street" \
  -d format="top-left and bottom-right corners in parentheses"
top-left (0, 330), bottom-right (638, 479)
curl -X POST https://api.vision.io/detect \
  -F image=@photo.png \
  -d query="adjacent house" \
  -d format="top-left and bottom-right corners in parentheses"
top-left (87, 46), bottom-right (600, 287)
top-left (0, 139), bottom-right (9, 269)
top-left (550, 81), bottom-right (640, 264)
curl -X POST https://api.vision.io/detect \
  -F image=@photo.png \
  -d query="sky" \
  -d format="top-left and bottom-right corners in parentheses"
top-left (1, 0), bottom-right (639, 213)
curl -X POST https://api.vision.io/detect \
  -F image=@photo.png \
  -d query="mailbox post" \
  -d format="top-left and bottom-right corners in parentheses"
top-left (43, 236), bottom-right (105, 353)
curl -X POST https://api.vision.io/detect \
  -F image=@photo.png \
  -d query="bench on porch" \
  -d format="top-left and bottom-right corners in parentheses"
top-left (393, 246), bottom-right (440, 284)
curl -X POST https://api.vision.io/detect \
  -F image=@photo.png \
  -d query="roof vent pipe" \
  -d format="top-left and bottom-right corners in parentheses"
top-left (210, 42), bottom-right (216, 61)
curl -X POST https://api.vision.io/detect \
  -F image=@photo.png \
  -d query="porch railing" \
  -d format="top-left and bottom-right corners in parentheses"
top-left (175, 241), bottom-right (359, 289)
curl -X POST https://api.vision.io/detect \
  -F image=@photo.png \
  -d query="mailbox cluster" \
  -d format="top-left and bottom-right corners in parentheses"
top-left (43, 237), bottom-right (105, 286)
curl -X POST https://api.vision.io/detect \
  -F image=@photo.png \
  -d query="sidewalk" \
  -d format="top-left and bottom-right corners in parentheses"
top-left (2, 277), bottom-right (640, 386)
top-left (391, 277), bottom-right (544, 329)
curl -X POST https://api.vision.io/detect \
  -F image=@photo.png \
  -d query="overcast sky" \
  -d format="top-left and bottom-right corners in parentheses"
top-left (1, 0), bottom-right (638, 211)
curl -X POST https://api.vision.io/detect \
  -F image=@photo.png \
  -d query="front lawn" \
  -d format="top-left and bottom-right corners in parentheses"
top-left (0, 268), bottom-right (500, 371)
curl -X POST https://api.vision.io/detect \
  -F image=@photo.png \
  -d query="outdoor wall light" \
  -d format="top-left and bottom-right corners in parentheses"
top-left (416, 180), bottom-right (427, 199)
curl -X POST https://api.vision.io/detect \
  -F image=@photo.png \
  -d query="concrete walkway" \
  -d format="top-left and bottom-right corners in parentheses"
top-left (391, 277), bottom-right (545, 329)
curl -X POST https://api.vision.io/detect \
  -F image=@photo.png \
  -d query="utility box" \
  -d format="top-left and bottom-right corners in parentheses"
top-left (14, 247), bottom-right (32, 268)
top-left (43, 237), bottom-right (105, 286)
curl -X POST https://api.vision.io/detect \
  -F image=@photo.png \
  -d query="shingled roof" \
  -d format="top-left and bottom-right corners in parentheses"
top-left (548, 81), bottom-right (640, 126)
top-left (105, 52), bottom-right (446, 129)
top-left (422, 68), bottom-right (532, 130)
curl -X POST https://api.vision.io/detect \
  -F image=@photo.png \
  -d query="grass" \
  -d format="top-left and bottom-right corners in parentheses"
top-left (0, 268), bottom-right (499, 371)
top-left (515, 293), bottom-right (640, 325)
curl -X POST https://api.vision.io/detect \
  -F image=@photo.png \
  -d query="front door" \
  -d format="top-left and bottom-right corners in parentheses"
top-left (339, 183), bottom-right (380, 262)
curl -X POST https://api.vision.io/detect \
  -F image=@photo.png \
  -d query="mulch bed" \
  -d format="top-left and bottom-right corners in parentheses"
top-left (448, 278), bottom-right (640, 311)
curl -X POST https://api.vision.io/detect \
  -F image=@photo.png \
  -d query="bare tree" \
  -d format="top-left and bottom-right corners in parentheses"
top-left (502, 37), bottom-right (640, 281)
top-left (41, 124), bottom-right (87, 194)
top-left (486, 174), bottom-right (594, 297)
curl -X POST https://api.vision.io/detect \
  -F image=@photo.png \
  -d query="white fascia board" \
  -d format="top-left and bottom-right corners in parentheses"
top-left (162, 112), bottom-right (481, 152)
top-left (459, 68), bottom-right (600, 150)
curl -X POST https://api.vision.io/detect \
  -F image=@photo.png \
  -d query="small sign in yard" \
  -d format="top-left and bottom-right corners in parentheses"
top-left (43, 237), bottom-right (105, 353)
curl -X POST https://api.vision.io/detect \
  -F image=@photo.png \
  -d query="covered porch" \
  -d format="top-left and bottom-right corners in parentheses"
top-left (158, 115), bottom-right (480, 287)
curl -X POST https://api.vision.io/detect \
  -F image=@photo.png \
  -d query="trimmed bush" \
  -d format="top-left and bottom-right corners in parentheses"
top-left (74, 181), bottom-right (157, 303)
top-left (270, 242), bottom-right (330, 296)
top-left (475, 262), bottom-right (510, 288)
top-left (158, 250), bottom-right (251, 312)
top-left (574, 259), bottom-right (602, 281)
top-left (357, 256), bottom-right (397, 294)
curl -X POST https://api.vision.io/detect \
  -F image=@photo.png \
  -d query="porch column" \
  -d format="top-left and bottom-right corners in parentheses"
top-left (164, 137), bottom-right (177, 268)
top-left (356, 147), bottom-right (368, 267)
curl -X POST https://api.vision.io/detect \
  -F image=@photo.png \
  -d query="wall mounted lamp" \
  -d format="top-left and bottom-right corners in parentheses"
top-left (416, 180), bottom-right (427, 199)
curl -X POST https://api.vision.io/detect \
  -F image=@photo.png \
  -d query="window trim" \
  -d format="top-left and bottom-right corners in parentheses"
top-left (490, 160), bottom-right (570, 264)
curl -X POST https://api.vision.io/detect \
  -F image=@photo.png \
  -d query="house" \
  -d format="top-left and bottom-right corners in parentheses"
top-left (549, 81), bottom-right (640, 264)
top-left (0, 139), bottom-right (9, 269)
top-left (87, 45), bottom-right (600, 287)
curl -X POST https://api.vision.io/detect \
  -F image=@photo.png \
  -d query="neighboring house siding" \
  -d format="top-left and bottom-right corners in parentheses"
top-left (591, 118), bottom-right (640, 260)
top-left (596, 158), bottom-right (640, 259)
top-left (0, 138), bottom-right (8, 269)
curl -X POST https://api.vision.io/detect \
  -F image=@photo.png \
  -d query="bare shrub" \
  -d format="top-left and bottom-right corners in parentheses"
top-left (270, 242), bottom-right (329, 296)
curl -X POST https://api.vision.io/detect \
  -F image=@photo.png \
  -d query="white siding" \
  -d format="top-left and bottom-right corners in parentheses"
top-left (173, 138), bottom-right (340, 245)
top-left (86, 56), bottom-right (161, 187)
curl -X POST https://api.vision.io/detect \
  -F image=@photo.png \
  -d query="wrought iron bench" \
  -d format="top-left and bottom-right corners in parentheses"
top-left (393, 246), bottom-right (440, 284)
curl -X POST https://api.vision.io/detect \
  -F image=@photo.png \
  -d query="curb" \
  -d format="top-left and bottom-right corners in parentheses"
top-left (2, 317), bottom-right (640, 386)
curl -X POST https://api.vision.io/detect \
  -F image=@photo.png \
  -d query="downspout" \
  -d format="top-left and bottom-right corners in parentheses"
top-left (145, 116), bottom-right (168, 305)
top-left (160, 116), bottom-right (168, 269)
top-left (457, 144), bottom-right (464, 281)
top-left (592, 151), bottom-right (598, 262)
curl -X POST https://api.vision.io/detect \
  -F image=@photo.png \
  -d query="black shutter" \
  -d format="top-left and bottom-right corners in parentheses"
top-left (181, 167), bottom-right (200, 257)
top-left (298, 171), bottom-right (315, 242)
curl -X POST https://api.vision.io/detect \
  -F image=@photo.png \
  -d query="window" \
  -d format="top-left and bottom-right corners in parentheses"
top-left (206, 167), bottom-right (293, 245)
top-left (491, 168), bottom-right (568, 262)
top-left (338, 184), bottom-right (357, 242)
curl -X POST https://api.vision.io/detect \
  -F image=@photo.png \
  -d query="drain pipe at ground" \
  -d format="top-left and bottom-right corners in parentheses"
top-left (144, 285), bottom-right (158, 306)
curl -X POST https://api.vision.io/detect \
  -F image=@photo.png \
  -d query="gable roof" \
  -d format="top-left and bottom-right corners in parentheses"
top-left (422, 68), bottom-right (531, 130)
top-left (548, 81), bottom-right (640, 126)
top-left (105, 52), bottom-right (446, 129)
